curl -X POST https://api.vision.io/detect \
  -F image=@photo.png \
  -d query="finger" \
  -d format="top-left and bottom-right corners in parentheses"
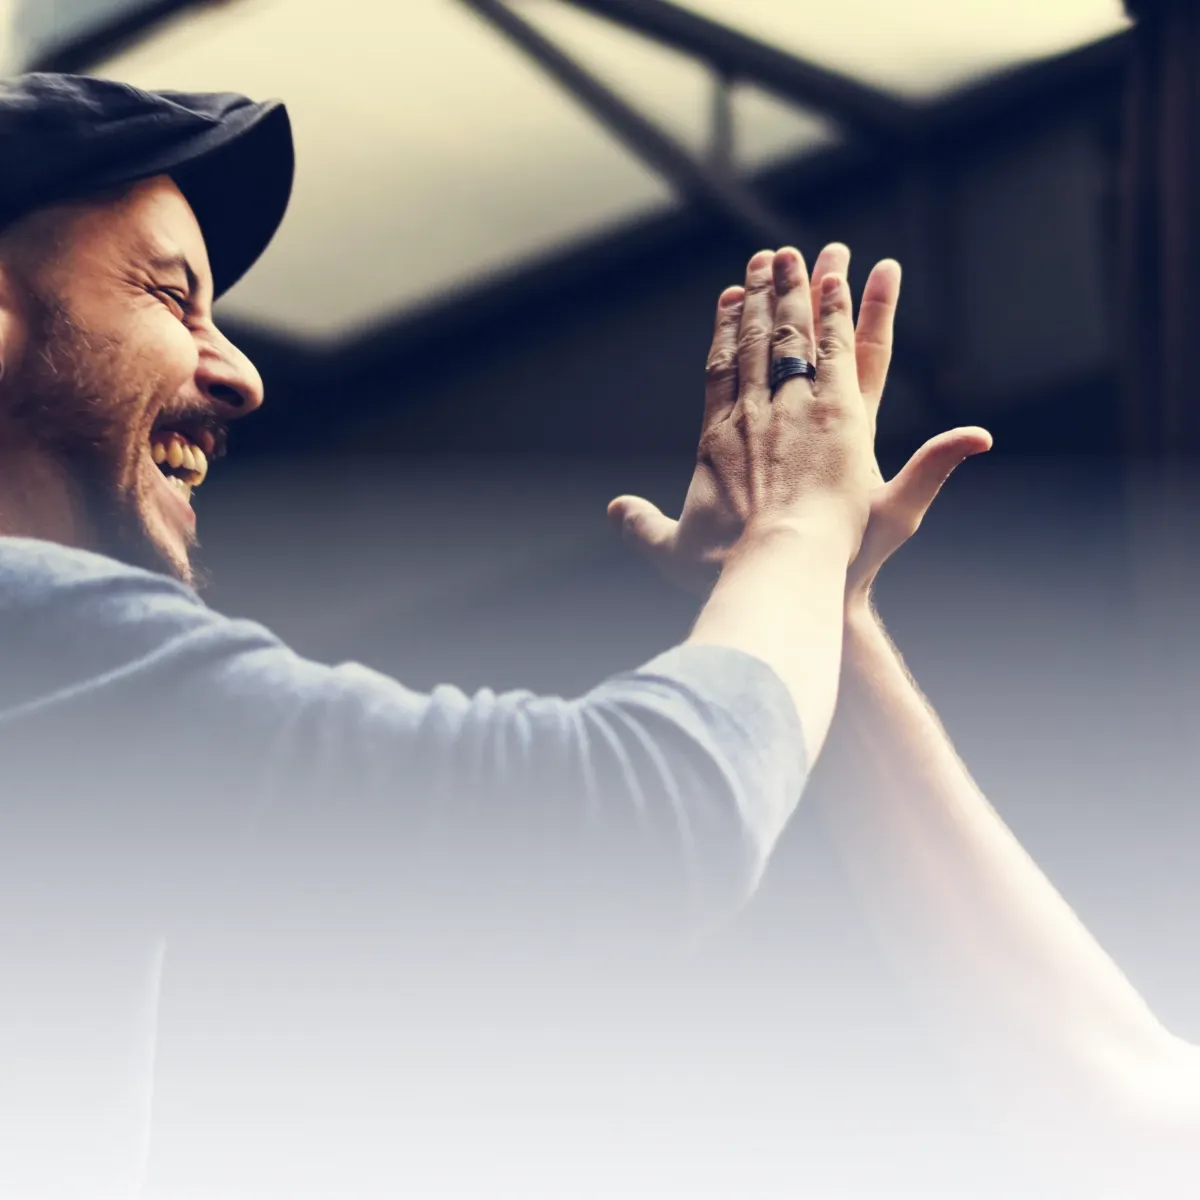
top-left (887, 427), bottom-right (993, 520)
top-left (607, 495), bottom-right (678, 562)
top-left (815, 272), bottom-right (857, 391)
top-left (769, 246), bottom-right (816, 408)
top-left (857, 260), bottom-right (901, 429)
top-left (732, 250), bottom-right (776, 418)
top-left (810, 242), bottom-right (851, 311)
top-left (703, 285), bottom-right (745, 428)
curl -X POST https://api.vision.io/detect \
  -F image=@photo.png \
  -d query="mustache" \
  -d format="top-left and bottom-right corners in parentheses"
top-left (153, 403), bottom-right (229, 461)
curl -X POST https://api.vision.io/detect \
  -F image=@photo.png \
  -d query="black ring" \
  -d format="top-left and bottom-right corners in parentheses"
top-left (771, 356), bottom-right (817, 393)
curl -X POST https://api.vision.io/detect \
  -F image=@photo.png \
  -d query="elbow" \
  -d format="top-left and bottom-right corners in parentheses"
top-left (577, 700), bottom-right (787, 930)
top-left (1116, 1033), bottom-right (1200, 1139)
top-left (1038, 1029), bottom-right (1200, 1149)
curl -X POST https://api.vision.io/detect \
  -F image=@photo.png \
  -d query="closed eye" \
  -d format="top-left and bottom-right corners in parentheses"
top-left (154, 287), bottom-right (191, 320)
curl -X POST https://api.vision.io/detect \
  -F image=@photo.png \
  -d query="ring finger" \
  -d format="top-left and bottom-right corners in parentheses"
top-left (769, 247), bottom-right (817, 407)
top-left (732, 249), bottom-right (777, 418)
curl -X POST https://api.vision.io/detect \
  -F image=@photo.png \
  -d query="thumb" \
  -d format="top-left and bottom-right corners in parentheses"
top-left (888, 426), bottom-right (992, 519)
top-left (607, 495), bottom-right (677, 560)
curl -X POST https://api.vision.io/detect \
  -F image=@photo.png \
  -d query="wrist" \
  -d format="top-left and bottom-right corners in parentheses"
top-left (710, 516), bottom-right (850, 623)
top-left (741, 506), bottom-right (858, 565)
top-left (844, 584), bottom-right (877, 624)
top-left (843, 594), bottom-right (884, 644)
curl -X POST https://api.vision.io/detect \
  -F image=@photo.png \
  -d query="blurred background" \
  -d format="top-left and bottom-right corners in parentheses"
top-left (9, 1), bottom-right (1200, 1191)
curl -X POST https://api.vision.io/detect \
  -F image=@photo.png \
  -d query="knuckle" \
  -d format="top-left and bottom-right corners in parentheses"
top-left (696, 426), bottom-right (721, 462)
top-left (821, 284), bottom-right (849, 312)
top-left (731, 403), bottom-right (757, 433)
top-left (818, 329), bottom-right (850, 358)
top-left (705, 347), bottom-right (738, 383)
top-left (737, 323), bottom-right (771, 356)
top-left (856, 330), bottom-right (890, 351)
top-left (771, 323), bottom-right (811, 352)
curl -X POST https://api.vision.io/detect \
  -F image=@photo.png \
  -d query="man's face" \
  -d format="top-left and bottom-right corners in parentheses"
top-left (4, 176), bottom-right (263, 584)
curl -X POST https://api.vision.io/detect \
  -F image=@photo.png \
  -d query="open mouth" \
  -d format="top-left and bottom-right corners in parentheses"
top-left (150, 430), bottom-right (206, 504)
top-left (147, 420), bottom-right (224, 504)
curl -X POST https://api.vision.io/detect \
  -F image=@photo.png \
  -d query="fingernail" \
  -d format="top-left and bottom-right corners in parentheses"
top-left (719, 287), bottom-right (744, 308)
top-left (822, 274), bottom-right (843, 296)
top-left (749, 250), bottom-right (775, 271)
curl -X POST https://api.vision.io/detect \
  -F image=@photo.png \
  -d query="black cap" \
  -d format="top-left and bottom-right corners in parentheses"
top-left (0, 73), bottom-right (294, 299)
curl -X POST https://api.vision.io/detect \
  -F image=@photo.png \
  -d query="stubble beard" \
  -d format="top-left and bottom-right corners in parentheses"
top-left (9, 291), bottom-right (195, 582)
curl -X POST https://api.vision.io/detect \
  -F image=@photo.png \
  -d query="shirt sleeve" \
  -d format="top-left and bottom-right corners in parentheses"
top-left (285, 641), bottom-right (807, 937)
top-left (5, 544), bottom-right (808, 940)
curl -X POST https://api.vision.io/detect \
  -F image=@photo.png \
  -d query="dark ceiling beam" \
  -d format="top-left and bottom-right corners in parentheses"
top-left (920, 30), bottom-right (1130, 144)
top-left (459, 0), bottom-right (797, 246)
top-left (229, 27), bottom-right (1128, 454)
top-left (558, 0), bottom-right (916, 143)
top-left (26, 0), bottom-right (215, 74)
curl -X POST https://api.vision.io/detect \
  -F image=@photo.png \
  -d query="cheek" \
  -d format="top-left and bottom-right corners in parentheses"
top-left (140, 317), bottom-right (200, 390)
top-left (113, 322), bottom-right (198, 469)
top-left (113, 325), bottom-right (200, 441)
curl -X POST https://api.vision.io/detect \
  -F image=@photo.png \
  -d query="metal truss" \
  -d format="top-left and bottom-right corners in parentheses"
top-left (457, 0), bottom-right (928, 248)
top-left (460, 0), bottom-right (809, 245)
top-left (26, 0), bottom-right (206, 74)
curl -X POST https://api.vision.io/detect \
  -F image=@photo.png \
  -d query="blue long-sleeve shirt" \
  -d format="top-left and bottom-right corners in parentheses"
top-left (0, 536), bottom-right (807, 1198)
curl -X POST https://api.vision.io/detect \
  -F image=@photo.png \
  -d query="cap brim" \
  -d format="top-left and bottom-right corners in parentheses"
top-left (87, 98), bottom-right (295, 301)
top-left (169, 101), bottom-right (294, 300)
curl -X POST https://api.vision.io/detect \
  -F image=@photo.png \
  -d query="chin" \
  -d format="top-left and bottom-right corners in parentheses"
top-left (151, 534), bottom-right (194, 585)
top-left (72, 422), bottom-right (209, 585)
top-left (138, 508), bottom-right (195, 585)
top-left (105, 514), bottom-right (193, 584)
top-left (130, 447), bottom-right (198, 584)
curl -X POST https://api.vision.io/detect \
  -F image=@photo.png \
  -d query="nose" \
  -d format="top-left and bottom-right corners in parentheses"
top-left (196, 327), bottom-right (265, 417)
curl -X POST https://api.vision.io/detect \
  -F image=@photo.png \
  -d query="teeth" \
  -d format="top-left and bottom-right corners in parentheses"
top-left (150, 432), bottom-right (209, 487)
top-left (166, 475), bottom-right (192, 501)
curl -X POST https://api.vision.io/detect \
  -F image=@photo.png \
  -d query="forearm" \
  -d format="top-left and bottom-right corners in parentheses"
top-left (816, 603), bottom-right (1189, 1111)
top-left (688, 519), bottom-right (850, 766)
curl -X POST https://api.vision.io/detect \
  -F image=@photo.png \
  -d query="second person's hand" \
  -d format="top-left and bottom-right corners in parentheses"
top-left (801, 245), bottom-right (992, 610)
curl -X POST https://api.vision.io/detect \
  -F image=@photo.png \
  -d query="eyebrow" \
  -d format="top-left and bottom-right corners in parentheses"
top-left (146, 252), bottom-right (202, 295)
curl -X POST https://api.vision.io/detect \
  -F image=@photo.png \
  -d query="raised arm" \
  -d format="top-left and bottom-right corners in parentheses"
top-left (2, 247), bottom-right (877, 951)
top-left (804, 245), bottom-right (1200, 1158)
top-left (823, 600), bottom-right (1200, 1133)
top-left (610, 247), bottom-right (875, 766)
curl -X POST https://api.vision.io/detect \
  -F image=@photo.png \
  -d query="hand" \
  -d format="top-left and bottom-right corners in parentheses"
top-left (813, 245), bottom-right (992, 609)
top-left (609, 247), bottom-right (876, 594)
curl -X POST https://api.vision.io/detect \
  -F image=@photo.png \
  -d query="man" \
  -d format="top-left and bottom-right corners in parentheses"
top-left (0, 73), bottom-right (922, 1197)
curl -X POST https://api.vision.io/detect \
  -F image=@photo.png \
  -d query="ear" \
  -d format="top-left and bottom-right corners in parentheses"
top-left (0, 260), bottom-right (30, 390)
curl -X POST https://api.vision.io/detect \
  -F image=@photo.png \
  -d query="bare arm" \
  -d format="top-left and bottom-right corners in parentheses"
top-left (613, 248), bottom-right (876, 766)
top-left (819, 603), bottom-right (1200, 1135)
top-left (802, 244), bottom-right (1200, 1150)
top-left (688, 516), bottom-right (850, 766)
